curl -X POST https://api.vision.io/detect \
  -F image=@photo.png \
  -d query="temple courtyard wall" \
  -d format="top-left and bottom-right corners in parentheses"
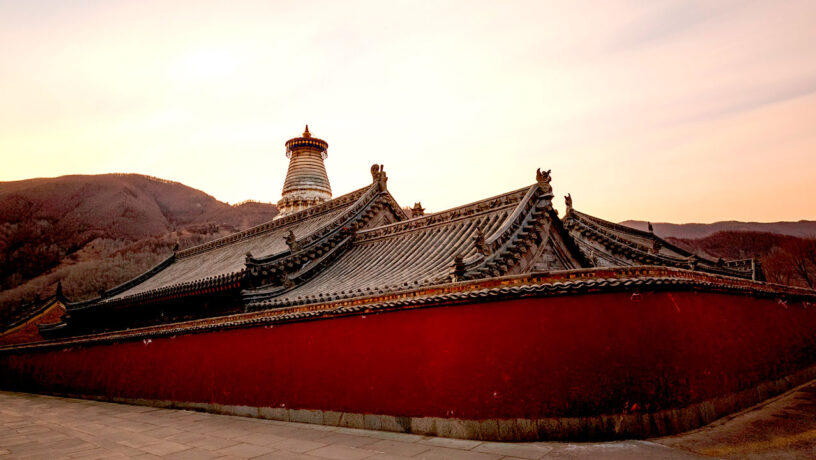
top-left (2, 290), bottom-right (816, 441)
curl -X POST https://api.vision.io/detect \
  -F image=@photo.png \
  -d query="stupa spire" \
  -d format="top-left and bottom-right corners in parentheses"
top-left (277, 125), bottom-right (331, 216)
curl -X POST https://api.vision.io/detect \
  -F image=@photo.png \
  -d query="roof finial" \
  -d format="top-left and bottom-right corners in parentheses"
top-left (536, 168), bottom-right (553, 195)
top-left (450, 254), bottom-right (466, 282)
top-left (411, 202), bottom-right (425, 217)
top-left (55, 280), bottom-right (65, 301)
top-left (303, 124), bottom-right (311, 138)
top-left (473, 226), bottom-right (490, 256)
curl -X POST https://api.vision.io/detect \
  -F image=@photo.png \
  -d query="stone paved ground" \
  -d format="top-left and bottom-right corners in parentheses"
top-left (656, 381), bottom-right (816, 459)
top-left (3, 382), bottom-right (816, 460)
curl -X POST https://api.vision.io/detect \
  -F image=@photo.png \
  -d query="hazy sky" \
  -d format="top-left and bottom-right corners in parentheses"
top-left (1, 0), bottom-right (814, 223)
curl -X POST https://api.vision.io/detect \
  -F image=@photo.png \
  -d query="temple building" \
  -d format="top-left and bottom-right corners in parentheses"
top-left (8, 126), bottom-right (815, 443)
top-left (30, 127), bottom-right (761, 338)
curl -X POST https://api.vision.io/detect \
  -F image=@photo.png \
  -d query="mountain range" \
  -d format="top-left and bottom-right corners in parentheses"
top-left (621, 220), bottom-right (816, 239)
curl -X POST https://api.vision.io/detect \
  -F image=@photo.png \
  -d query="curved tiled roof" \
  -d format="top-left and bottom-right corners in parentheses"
top-left (68, 185), bottom-right (377, 311)
top-left (109, 206), bottom-right (345, 300)
top-left (245, 186), bottom-right (534, 308)
top-left (564, 209), bottom-right (759, 280)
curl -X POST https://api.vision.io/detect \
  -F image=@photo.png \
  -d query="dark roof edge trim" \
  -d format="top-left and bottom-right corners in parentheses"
top-left (65, 255), bottom-right (176, 309)
top-left (0, 295), bottom-right (59, 333)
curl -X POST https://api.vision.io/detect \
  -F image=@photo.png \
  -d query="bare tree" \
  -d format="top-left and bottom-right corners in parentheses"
top-left (781, 239), bottom-right (816, 289)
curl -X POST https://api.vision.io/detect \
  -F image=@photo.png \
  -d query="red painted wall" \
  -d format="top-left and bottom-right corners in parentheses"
top-left (2, 291), bottom-right (816, 419)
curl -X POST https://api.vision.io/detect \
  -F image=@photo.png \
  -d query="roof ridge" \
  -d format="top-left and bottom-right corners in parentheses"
top-left (484, 185), bottom-right (539, 247)
top-left (570, 209), bottom-right (710, 260)
top-left (176, 185), bottom-right (371, 259)
top-left (568, 216), bottom-right (753, 277)
top-left (465, 184), bottom-right (555, 279)
top-left (287, 184), bottom-right (382, 249)
top-left (571, 210), bottom-right (657, 238)
top-left (245, 185), bottom-right (391, 268)
top-left (68, 255), bottom-right (177, 308)
top-left (571, 209), bottom-right (711, 260)
top-left (356, 186), bottom-right (530, 241)
top-left (242, 188), bottom-right (407, 292)
top-left (79, 270), bottom-right (246, 311)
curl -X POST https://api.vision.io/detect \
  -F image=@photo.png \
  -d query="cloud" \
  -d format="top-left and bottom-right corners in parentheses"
top-left (606, 1), bottom-right (746, 52)
top-left (671, 76), bottom-right (816, 126)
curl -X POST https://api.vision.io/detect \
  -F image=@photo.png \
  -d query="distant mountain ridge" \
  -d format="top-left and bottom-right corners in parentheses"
top-left (620, 220), bottom-right (816, 239)
top-left (0, 173), bottom-right (276, 241)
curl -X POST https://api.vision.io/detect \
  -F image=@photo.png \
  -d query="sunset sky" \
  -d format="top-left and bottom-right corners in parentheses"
top-left (1, 0), bottom-right (814, 223)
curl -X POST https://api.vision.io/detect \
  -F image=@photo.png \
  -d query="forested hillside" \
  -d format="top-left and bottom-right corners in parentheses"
top-left (0, 174), bottom-right (278, 324)
top-left (668, 231), bottom-right (816, 288)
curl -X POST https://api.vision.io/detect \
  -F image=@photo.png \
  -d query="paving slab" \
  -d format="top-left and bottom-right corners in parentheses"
top-left (136, 441), bottom-right (191, 457)
top-left (163, 447), bottom-right (223, 459)
top-left (363, 439), bottom-right (434, 457)
top-left (271, 437), bottom-right (328, 453)
top-left (305, 444), bottom-right (381, 459)
top-left (253, 451), bottom-right (319, 460)
top-left (231, 431), bottom-right (289, 446)
top-left (214, 441), bottom-right (278, 458)
top-left (472, 442), bottom-right (553, 459)
top-left (418, 437), bottom-right (482, 450)
top-left (183, 435), bottom-right (241, 451)
top-left (364, 454), bottom-right (416, 460)
top-left (313, 433), bottom-right (381, 448)
top-left (413, 446), bottom-right (502, 460)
